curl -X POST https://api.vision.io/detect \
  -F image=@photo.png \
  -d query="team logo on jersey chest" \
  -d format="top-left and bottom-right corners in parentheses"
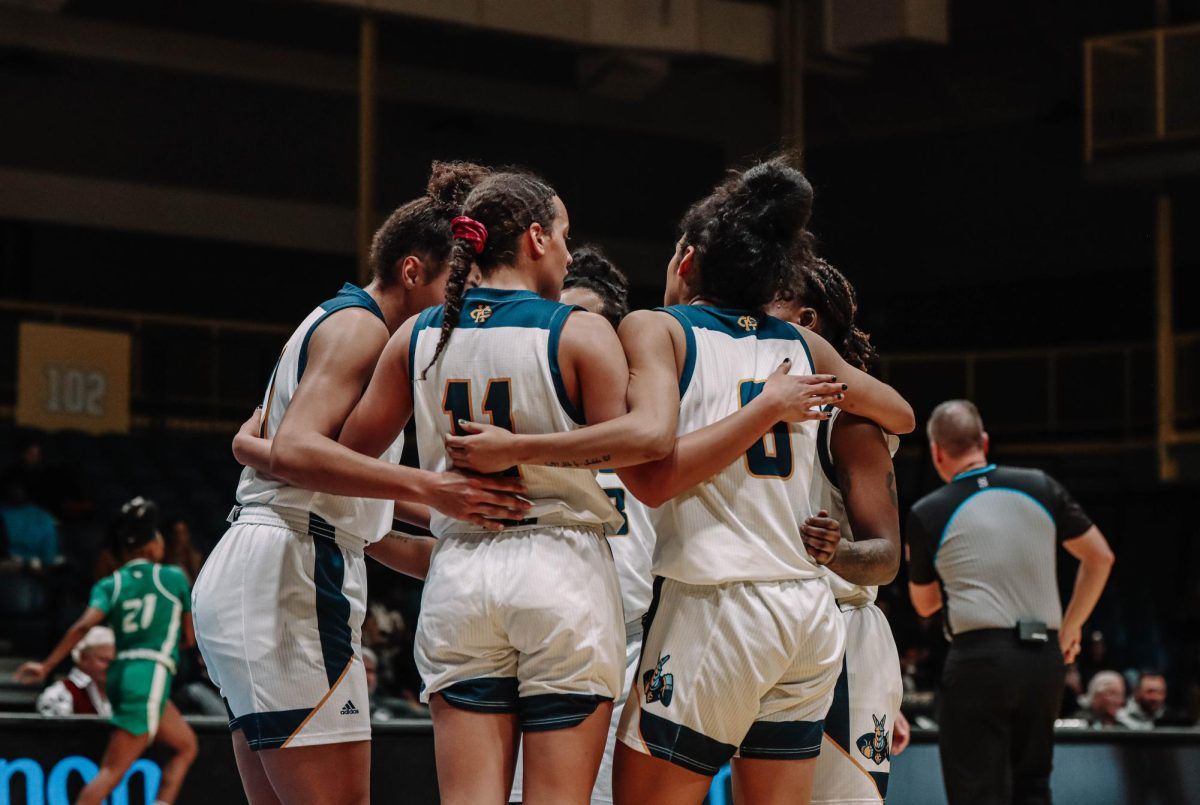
top-left (856, 714), bottom-right (890, 765)
top-left (737, 315), bottom-right (758, 331)
top-left (642, 654), bottom-right (674, 707)
top-left (470, 304), bottom-right (493, 324)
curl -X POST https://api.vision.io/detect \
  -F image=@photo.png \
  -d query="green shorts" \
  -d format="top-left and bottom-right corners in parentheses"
top-left (106, 658), bottom-right (174, 738)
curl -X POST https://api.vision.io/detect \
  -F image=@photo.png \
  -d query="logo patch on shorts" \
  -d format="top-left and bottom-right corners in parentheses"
top-left (856, 714), bottom-right (890, 765)
top-left (642, 654), bottom-right (674, 707)
top-left (340, 700), bottom-right (360, 716)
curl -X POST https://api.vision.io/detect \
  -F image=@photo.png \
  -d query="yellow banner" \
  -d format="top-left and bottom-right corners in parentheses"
top-left (16, 322), bottom-right (131, 434)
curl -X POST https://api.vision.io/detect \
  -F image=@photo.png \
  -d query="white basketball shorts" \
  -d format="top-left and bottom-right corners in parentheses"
top-left (192, 506), bottom-right (370, 750)
top-left (617, 576), bottom-right (846, 776)
top-left (416, 524), bottom-right (625, 731)
top-left (812, 602), bottom-right (903, 804)
top-left (510, 621), bottom-right (642, 803)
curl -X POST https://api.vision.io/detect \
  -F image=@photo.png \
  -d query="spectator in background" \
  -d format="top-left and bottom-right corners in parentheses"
top-left (1118, 670), bottom-right (1168, 730)
top-left (162, 517), bottom-right (203, 583)
top-left (3, 433), bottom-right (91, 523)
top-left (36, 625), bottom-right (114, 718)
top-left (0, 479), bottom-right (60, 569)
top-left (175, 652), bottom-right (226, 717)
top-left (1078, 670), bottom-right (1127, 728)
top-left (362, 648), bottom-right (396, 722)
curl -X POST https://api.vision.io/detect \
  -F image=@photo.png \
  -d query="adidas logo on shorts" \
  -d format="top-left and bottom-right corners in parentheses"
top-left (340, 700), bottom-right (360, 716)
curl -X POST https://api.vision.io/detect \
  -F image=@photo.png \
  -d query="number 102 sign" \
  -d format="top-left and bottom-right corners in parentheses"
top-left (16, 322), bottom-right (131, 434)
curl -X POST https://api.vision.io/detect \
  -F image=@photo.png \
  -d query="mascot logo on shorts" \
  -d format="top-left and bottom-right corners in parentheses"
top-left (737, 315), bottom-right (758, 332)
top-left (856, 714), bottom-right (890, 765)
top-left (470, 304), bottom-right (493, 324)
top-left (642, 654), bottom-right (674, 707)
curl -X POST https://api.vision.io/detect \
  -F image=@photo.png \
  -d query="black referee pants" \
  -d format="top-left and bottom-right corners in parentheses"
top-left (937, 629), bottom-right (1065, 805)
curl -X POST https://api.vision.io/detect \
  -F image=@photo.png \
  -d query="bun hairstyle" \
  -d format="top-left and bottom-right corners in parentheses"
top-left (113, 496), bottom-right (160, 554)
top-left (791, 257), bottom-right (877, 371)
top-left (422, 170), bottom-right (558, 377)
top-left (369, 160), bottom-right (493, 286)
top-left (679, 155), bottom-right (815, 311)
top-left (564, 246), bottom-right (629, 327)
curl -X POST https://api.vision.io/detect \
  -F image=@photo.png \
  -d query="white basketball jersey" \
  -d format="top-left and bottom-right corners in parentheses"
top-left (811, 407), bottom-right (901, 607)
top-left (599, 469), bottom-right (656, 624)
top-left (652, 306), bottom-right (823, 585)
top-left (409, 287), bottom-right (624, 537)
top-left (236, 283), bottom-right (403, 544)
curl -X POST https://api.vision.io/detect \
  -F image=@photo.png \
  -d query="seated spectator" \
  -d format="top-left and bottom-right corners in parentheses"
top-left (1076, 670), bottom-right (1127, 728)
top-left (1118, 670), bottom-right (1168, 730)
top-left (3, 433), bottom-right (91, 523)
top-left (163, 517), bottom-right (203, 584)
top-left (35, 625), bottom-right (114, 718)
top-left (0, 479), bottom-right (60, 569)
top-left (363, 647), bottom-right (395, 722)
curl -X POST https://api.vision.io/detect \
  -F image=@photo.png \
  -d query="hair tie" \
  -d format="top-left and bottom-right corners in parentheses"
top-left (451, 216), bottom-right (488, 255)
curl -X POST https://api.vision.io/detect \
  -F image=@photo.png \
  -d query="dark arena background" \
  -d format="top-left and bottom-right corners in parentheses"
top-left (2, 1), bottom-right (1200, 804)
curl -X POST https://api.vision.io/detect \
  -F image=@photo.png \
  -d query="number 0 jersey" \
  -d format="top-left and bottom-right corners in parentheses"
top-left (235, 283), bottom-right (403, 545)
top-left (89, 559), bottom-right (190, 670)
top-left (652, 305), bottom-right (823, 586)
top-left (409, 287), bottom-right (625, 537)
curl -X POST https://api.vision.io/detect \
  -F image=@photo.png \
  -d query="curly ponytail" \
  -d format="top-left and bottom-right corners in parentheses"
top-left (792, 257), bottom-right (877, 371)
top-left (420, 170), bottom-right (558, 378)
top-left (679, 155), bottom-right (815, 311)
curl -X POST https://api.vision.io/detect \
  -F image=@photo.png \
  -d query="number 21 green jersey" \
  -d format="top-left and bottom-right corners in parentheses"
top-left (89, 558), bottom-right (191, 671)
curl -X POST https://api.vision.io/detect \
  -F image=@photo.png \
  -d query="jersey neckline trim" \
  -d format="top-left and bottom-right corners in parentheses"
top-left (952, 463), bottom-right (997, 482)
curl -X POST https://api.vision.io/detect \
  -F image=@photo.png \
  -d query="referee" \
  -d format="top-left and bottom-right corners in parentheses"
top-left (905, 400), bottom-right (1114, 805)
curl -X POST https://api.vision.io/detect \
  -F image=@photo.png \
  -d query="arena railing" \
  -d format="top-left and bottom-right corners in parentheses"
top-left (0, 298), bottom-right (1197, 443)
top-left (1085, 23), bottom-right (1200, 162)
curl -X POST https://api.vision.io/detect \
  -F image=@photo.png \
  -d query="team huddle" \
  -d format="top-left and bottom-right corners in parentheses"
top-left (26, 155), bottom-right (919, 805)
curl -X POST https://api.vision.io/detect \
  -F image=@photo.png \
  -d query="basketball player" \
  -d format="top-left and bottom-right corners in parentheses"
top-left (16, 498), bottom-right (198, 805)
top-left (768, 258), bottom-right (904, 804)
top-left (501, 246), bottom-right (651, 805)
top-left (446, 157), bottom-right (914, 805)
top-left (192, 163), bottom-right (532, 805)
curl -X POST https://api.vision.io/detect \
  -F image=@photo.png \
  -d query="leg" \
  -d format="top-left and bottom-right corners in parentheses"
top-left (612, 741), bottom-right (713, 805)
top-left (1010, 647), bottom-right (1064, 805)
top-left (522, 701), bottom-right (611, 805)
top-left (231, 730), bottom-right (284, 805)
top-left (938, 650), bottom-right (1009, 805)
top-left (431, 693), bottom-right (520, 805)
top-left (75, 729), bottom-right (150, 805)
top-left (151, 702), bottom-right (199, 804)
top-left (731, 756), bottom-right (816, 805)
top-left (257, 740), bottom-right (371, 805)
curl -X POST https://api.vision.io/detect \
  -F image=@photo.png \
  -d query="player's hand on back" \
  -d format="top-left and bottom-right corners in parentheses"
top-left (14, 661), bottom-right (47, 685)
top-left (801, 509), bottom-right (841, 565)
top-left (760, 361), bottom-right (844, 423)
top-left (427, 469), bottom-right (532, 531)
top-left (444, 420), bottom-right (522, 475)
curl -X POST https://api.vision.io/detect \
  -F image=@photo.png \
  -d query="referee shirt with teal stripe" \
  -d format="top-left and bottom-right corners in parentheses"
top-left (906, 464), bottom-right (1093, 637)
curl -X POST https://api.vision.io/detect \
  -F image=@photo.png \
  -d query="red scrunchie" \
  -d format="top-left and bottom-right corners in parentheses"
top-left (450, 216), bottom-right (488, 255)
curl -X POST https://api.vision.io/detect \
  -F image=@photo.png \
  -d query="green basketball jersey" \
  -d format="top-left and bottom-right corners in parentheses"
top-left (88, 559), bottom-right (191, 669)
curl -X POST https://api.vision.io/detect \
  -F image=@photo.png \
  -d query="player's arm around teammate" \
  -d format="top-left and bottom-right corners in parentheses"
top-left (233, 406), bottom-right (438, 578)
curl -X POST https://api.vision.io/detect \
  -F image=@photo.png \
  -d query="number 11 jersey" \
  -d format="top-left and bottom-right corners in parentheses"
top-left (409, 287), bottom-right (624, 538)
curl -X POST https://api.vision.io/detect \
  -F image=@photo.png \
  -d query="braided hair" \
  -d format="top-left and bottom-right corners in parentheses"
top-left (369, 160), bottom-right (492, 286)
top-left (421, 170), bottom-right (558, 378)
top-left (679, 156), bottom-right (815, 311)
top-left (564, 246), bottom-right (629, 327)
top-left (791, 257), bottom-right (877, 371)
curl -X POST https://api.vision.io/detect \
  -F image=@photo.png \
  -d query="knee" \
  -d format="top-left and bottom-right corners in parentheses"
top-left (177, 733), bottom-right (199, 764)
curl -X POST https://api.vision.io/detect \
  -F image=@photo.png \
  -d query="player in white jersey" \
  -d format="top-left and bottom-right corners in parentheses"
top-left (507, 247), bottom-right (655, 805)
top-left (769, 258), bottom-right (906, 804)
top-left (192, 163), bottom-right (530, 805)
top-left (446, 158), bottom-right (915, 805)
